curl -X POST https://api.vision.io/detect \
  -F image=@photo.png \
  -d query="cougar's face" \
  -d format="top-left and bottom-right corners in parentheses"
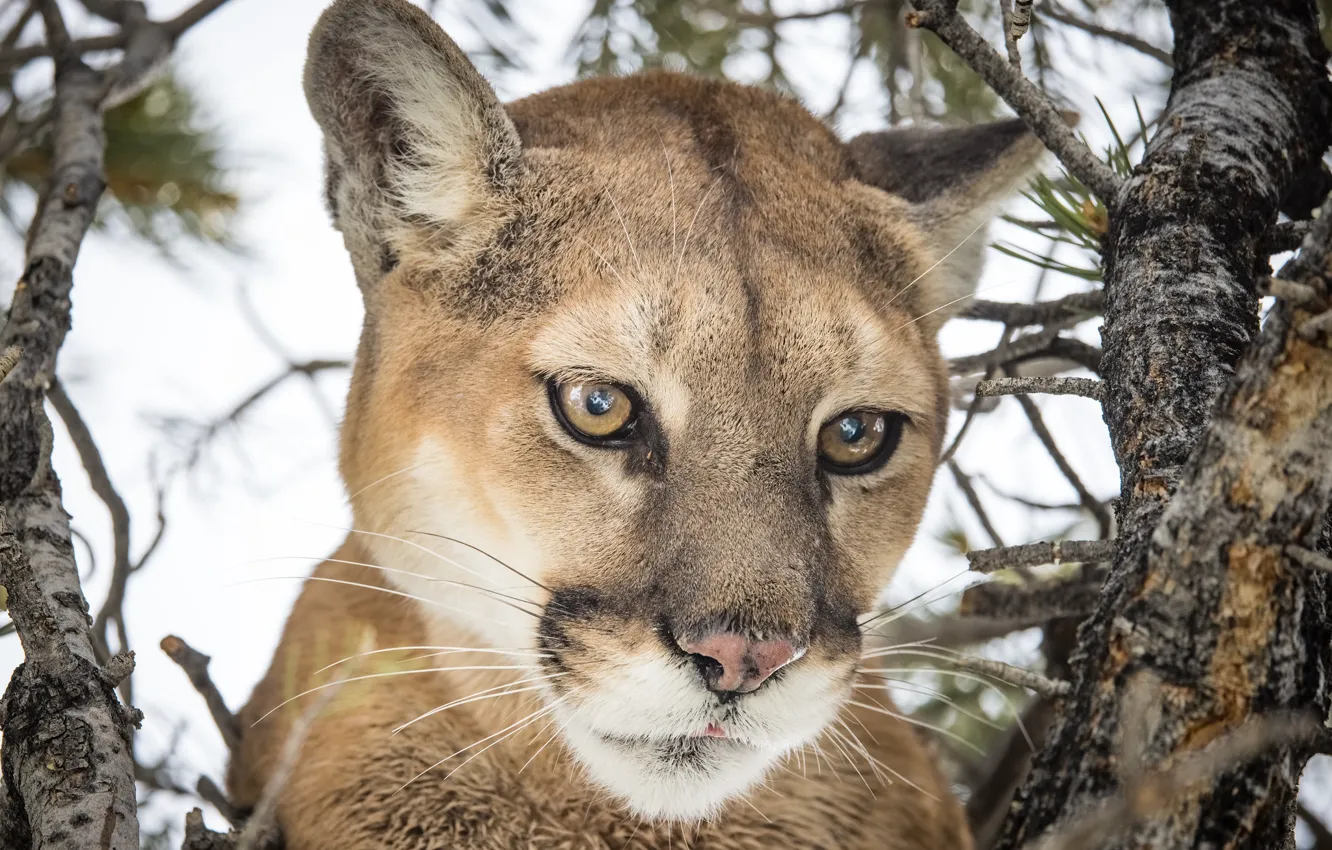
top-left (308, 0), bottom-right (1039, 822)
top-left (347, 149), bottom-right (948, 820)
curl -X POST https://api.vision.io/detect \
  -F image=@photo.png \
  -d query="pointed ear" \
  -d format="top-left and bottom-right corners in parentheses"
top-left (848, 118), bottom-right (1054, 323)
top-left (305, 0), bottom-right (522, 292)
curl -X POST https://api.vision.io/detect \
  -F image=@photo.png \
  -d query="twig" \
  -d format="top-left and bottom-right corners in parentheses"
top-left (1287, 545), bottom-right (1332, 575)
top-left (945, 653), bottom-right (1071, 699)
top-left (905, 0), bottom-right (1123, 207)
top-left (949, 330), bottom-right (1102, 376)
top-left (967, 539), bottom-right (1116, 573)
top-left (0, 345), bottom-right (19, 381)
top-left (948, 460), bottom-right (1006, 547)
top-left (182, 808), bottom-right (242, 850)
top-left (197, 775), bottom-right (243, 826)
top-left (161, 634), bottom-right (242, 755)
top-left (1000, 0), bottom-right (1022, 69)
top-left (958, 290), bottom-right (1103, 326)
top-left (47, 379), bottom-right (131, 668)
top-left (976, 376), bottom-right (1103, 400)
top-left (168, 358), bottom-right (349, 471)
top-left (0, 0), bottom-right (232, 70)
top-left (1010, 0), bottom-right (1032, 40)
top-left (1262, 276), bottom-right (1321, 308)
top-left (1013, 393), bottom-right (1114, 537)
top-left (960, 568), bottom-right (1104, 622)
top-left (1039, 2), bottom-right (1173, 67)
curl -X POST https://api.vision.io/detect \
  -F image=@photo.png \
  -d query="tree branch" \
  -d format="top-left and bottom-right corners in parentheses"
top-left (905, 0), bottom-right (1123, 206)
top-left (966, 539), bottom-right (1116, 574)
top-left (1040, 3), bottom-right (1173, 67)
top-left (161, 635), bottom-right (241, 756)
top-left (975, 376), bottom-right (1103, 400)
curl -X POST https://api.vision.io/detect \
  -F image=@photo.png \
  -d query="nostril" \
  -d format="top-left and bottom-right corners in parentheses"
top-left (676, 632), bottom-right (801, 694)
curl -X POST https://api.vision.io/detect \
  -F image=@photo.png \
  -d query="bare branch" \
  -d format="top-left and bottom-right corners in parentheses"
top-left (161, 635), bottom-right (242, 755)
top-left (976, 376), bottom-right (1103, 401)
top-left (1264, 276), bottom-right (1322, 308)
top-left (1286, 544), bottom-right (1332, 575)
top-left (1267, 220), bottom-right (1312, 255)
top-left (966, 539), bottom-right (1116, 573)
top-left (948, 460), bottom-right (1006, 547)
top-left (905, 0), bottom-right (1123, 206)
top-left (961, 568), bottom-right (1104, 622)
top-left (1298, 308), bottom-right (1332, 341)
top-left (47, 379), bottom-right (131, 668)
top-left (950, 330), bottom-right (1102, 377)
top-left (958, 290), bottom-right (1103, 326)
top-left (0, 0), bottom-right (233, 70)
top-left (944, 653), bottom-right (1071, 699)
top-left (1040, 2), bottom-right (1173, 67)
top-left (1013, 393), bottom-right (1114, 536)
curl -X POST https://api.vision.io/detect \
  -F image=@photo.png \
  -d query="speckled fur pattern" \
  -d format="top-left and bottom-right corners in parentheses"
top-left (228, 0), bottom-right (1046, 845)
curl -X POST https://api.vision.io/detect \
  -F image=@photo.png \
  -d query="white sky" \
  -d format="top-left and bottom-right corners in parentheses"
top-left (0, 0), bottom-right (1324, 844)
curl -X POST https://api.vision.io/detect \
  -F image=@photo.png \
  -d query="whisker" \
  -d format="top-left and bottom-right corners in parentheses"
top-left (885, 218), bottom-right (990, 309)
top-left (603, 187), bottom-right (643, 273)
top-left (305, 522), bottom-right (513, 589)
top-left (821, 726), bottom-right (873, 793)
top-left (857, 568), bottom-right (973, 630)
top-left (673, 172), bottom-right (727, 284)
top-left (397, 693), bottom-right (572, 793)
top-left (346, 461), bottom-right (430, 504)
top-left (252, 665), bottom-right (552, 726)
top-left (252, 555), bottom-right (545, 615)
top-left (392, 677), bottom-right (563, 735)
top-left (891, 276), bottom-right (1025, 334)
top-left (518, 702), bottom-right (582, 774)
top-left (315, 645), bottom-right (549, 675)
top-left (404, 529), bottom-right (553, 593)
top-left (232, 575), bottom-right (539, 627)
top-left (574, 234), bottom-right (631, 287)
top-left (847, 698), bottom-right (984, 756)
top-left (832, 720), bottom-right (886, 787)
top-left (854, 677), bottom-right (1004, 733)
top-left (857, 666), bottom-right (1033, 749)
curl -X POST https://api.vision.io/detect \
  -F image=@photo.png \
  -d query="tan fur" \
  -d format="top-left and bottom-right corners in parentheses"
top-left (229, 1), bottom-right (1046, 846)
top-left (230, 548), bottom-right (971, 849)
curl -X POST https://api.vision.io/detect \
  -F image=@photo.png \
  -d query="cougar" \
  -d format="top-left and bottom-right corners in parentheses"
top-left (227, 0), bottom-right (1046, 846)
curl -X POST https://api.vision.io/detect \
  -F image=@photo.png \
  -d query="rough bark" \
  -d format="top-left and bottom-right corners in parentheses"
top-left (993, 2), bottom-right (1332, 846)
top-left (0, 50), bottom-right (139, 850)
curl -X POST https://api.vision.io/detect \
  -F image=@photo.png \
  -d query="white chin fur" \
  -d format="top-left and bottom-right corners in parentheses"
top-left (549, 658), bottom-right (847, 822)
top-left (559, 710), bottom-right (785, 821)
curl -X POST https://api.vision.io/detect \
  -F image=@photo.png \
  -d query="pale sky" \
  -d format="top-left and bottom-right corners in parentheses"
top-left (1, 0), bottom-right (1324, 844)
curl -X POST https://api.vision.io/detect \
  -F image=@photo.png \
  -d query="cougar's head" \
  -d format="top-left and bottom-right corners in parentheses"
top-left (307, 0), bottom-right (1044, 821)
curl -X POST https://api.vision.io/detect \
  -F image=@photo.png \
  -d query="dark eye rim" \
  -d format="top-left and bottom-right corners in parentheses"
top-left (817, 409), bottom-right (909, 476)
top-left (546, 377), bottom-right (644, 447)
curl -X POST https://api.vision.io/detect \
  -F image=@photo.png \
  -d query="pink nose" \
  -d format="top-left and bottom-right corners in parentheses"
top-left (678, 633), bottom-right (799, 694)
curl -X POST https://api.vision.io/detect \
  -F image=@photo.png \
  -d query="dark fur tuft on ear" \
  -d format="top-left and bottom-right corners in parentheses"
top-left (305, 0), bottom-right (522, 292)
top-left (848, 118), bottom-right (1054, 325)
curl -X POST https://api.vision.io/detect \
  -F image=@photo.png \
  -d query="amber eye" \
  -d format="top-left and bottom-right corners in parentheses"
top-left (549, 380), bottom-right (639, 443)
top-left (817, 410), bottom-right (904, 474)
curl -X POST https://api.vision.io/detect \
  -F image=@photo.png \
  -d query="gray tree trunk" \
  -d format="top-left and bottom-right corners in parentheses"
top-left (995, 1), bottom-right (1332, 847)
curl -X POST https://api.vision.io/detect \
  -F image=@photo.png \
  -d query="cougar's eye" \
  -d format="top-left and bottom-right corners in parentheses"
top-left (817, 410), bottom-right (905, 474)
top-left (549, 380), bottom-right (639, 443)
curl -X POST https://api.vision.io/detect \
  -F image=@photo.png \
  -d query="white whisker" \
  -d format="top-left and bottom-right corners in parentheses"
top-left (346, 461), bottom-right (430, 504)
top-left (392, 677), bottom-right (563, 735)
top-left (848, 698), bottom-right (984, 756)
top-left (673, 172), bottom-right (727, 284)
top-left (857, 665), bottom-right (1033, 749)
top-left (885, 218), bottom-right (990, 309)
top-left (603, 188), bottom-right (643, 273)
top-left (252, 665), bottom-right (551, 726)
top-left (316, 645), bottom-right (549, 675)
